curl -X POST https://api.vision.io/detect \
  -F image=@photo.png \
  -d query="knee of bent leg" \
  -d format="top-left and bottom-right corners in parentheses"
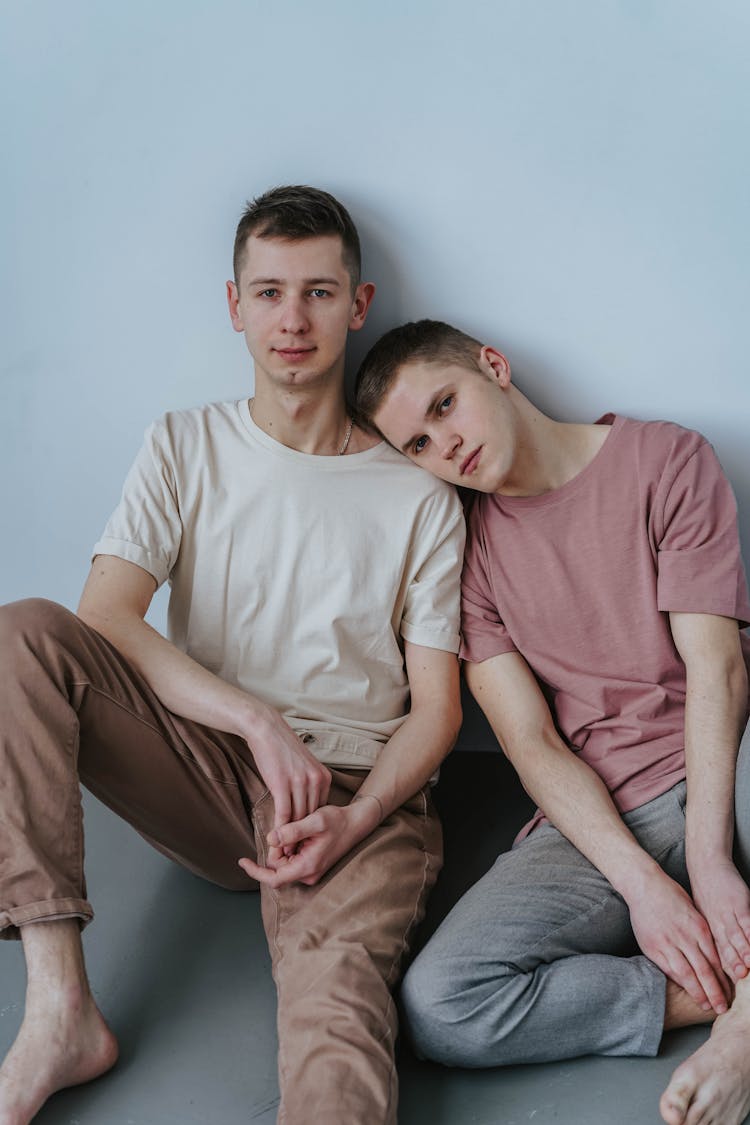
top-left (401, 950), bottom-right (474, 1066)
top-left (0, 598), bottom-right (78, 652)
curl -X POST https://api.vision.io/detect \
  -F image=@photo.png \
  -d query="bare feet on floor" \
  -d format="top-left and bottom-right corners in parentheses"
top-left (660, 978), bottom-right (750, 1125)
top-left (0, 990), bottom-right (118, 1125)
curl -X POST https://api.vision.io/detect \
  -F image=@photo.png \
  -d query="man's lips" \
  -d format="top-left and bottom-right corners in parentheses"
top-left (460, 447), bottom-right (482, 476)
top-left (274, 346), bottom-right (316, 361)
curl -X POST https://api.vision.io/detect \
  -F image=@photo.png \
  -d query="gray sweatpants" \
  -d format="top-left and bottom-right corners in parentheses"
top-left (402, 725), bottom-right (750, 1067)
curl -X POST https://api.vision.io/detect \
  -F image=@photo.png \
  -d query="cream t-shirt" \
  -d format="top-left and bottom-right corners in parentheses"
top-left (93, 399), bottom-right (465, 769)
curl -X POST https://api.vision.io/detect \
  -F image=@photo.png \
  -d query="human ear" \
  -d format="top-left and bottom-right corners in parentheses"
top-left (226, 281), bottom-right (244, 333)
top-left (349, 282), bottom-right (376, 331)
top-left (479, 345), bottom-right (511, 388)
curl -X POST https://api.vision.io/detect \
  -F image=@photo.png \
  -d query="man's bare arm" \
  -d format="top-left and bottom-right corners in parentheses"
top-left (670, 611), bottom-right (750, 981)
top-left (77, 555), bottom-right (331, 830)
top-left (239, 642), bottom-right (462, 887)
top-left (353, 641), bottom-right (462, 819)
top-left (465, 651), bottom-right (730, 1013)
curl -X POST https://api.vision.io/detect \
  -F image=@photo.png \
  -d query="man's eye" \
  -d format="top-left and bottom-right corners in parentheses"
top-left (259, 289), bottom-right (278, 298)
top-left (414, 436), bottom-right (429, 454)
top-left (438, 395), bottom-right (453, 414)
top-left (310, 289), bottom-right (330, 298)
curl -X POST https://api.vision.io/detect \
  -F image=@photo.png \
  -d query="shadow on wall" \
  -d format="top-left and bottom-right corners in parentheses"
top-left (343, 196), bottom-right (414, 392)
top-left (343, 197), bottom-right (605, 433)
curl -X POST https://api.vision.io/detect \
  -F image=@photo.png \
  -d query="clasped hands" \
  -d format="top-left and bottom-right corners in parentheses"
top-left (237, 709), bottom-right (381, 889)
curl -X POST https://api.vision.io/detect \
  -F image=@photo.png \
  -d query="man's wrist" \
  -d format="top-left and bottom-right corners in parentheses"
top-left (236, 695), bottom-right (278, 743)
top-left (609, 850), bottom-right (668, 905)
top-left (350, 792), bottom-right (384, 834)
top-left (687, 844), bottom-right (736, 884)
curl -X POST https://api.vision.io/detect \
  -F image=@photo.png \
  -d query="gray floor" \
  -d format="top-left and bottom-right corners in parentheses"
top-left (0, 718), bottom-right (733, 1124)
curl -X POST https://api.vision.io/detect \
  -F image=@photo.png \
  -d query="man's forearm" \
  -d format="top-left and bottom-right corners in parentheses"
top-left (466, 654), bottom-right (662, 901)
top-left (506, 726), bottom-right (664, 900)
top-left (668, 612), bottom-right (749, 882)
top-left (683, 653), bottom-right (748, 879)
top-left (78, 601), bottom-right (273, 740)
top-left (79, 569), bottom-right (331, 831)
top-left (354, 699), bottom-right (461, 826)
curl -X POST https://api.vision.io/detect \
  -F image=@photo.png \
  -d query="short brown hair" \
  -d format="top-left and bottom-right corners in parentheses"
top-left (355, 319), bottom-right (483, 426)
top-left (233, 185), bottom-right (361, 288)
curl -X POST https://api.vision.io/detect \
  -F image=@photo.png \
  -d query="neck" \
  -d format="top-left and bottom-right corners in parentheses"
top-left (499, 389), bottom-right (608, 496)
top-left (249, 368), bottom-right (371, 456)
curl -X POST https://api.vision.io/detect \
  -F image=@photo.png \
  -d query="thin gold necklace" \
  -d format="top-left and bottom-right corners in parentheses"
top-left (338, 417), bottom-right (353, 455)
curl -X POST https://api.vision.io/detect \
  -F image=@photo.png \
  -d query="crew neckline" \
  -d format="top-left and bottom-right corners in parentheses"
top-left (236, 398), bottom-right (387, 469)
top-left (490, 413), bottom-right (626, 509)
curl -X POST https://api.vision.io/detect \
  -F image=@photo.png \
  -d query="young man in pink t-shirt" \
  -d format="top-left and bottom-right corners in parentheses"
top-left (355, 319), bottom-right (750, 1125)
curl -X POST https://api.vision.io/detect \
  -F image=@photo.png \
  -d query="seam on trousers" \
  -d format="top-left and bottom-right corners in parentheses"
top-left (383, 789), bottom-right (431, 990)
top-left (255, 801), bottom-right (289, 1107)
top-left (67, 696), bottom-right (86, 899)
top-left (70, 680), bottom-right (242, 787)
top-left (268, 789), bottom-right (431, 1124)
top-left (525, 887), bottom-right (624, 958)
top-left (380, 789), bottom-right (432, 1125)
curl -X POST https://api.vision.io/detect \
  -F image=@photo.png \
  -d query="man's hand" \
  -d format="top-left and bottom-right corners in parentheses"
top-left (246, 707), bottom-right (332, 834)
top-left (690, 860), bottom-right (750, 983)
top-left (626, 868), bottom-right (731, 1013)
top-left (239, 799), bottom-right (378, 889)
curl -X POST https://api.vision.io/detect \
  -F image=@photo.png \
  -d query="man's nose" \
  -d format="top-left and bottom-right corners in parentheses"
top-left (280, 297), bottom-right (310, 334)
top-left (441, 433), bottom-right (461, 460)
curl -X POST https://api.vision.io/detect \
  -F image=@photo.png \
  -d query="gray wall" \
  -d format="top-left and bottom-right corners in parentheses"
top-left (2, 1), bottom-right (748, 630)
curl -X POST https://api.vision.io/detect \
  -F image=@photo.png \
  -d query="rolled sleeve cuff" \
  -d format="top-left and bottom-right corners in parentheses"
top-left (92, 537), bottom-right (168, 588)
top-left (401, 620), bottom-right (460, 654)
top-left (459, 633), bottom-right (518, 663)
top-left (657, 548), bottom-right (750, 627)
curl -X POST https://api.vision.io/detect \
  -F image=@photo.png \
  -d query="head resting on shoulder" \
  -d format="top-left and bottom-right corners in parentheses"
top-left (355, 319), bottom-right (484, 436)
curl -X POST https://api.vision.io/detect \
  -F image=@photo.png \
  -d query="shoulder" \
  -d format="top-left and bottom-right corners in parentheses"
top-left (372, 443), bottom-right (463, 512)
top-left (615, 415), bottom-right (708, 472)
top-left (151, 399), bottom-right (239, 439)
top-left (144, 400), bottom-right (243, 460)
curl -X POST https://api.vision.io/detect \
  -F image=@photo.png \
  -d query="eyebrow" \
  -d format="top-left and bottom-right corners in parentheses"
top-left (400, 386), bottom-right (451, 453)
top-left (246, 276), bottom-right (342, 287)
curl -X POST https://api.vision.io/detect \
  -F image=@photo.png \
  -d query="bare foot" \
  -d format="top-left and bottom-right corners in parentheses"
top-left (660, 981), bottom-right (750, 1125)
top-left (0, 989), bottom-right (118, 1125)
top-left (664, 978), bottom-right (720, 1031)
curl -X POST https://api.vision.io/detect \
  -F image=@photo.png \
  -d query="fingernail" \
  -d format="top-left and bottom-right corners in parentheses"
top-left (701, 1001), bottom-right (712, 1011)
top-left (267, 829), bottom-right (279, 846)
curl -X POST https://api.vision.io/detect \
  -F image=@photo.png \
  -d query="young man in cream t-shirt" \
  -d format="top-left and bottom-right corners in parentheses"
top-left (0, 190), bottom-right (465, 1125)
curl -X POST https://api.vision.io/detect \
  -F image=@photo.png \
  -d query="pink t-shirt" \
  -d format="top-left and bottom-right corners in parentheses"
top-left (460, 414), bottom-right (750, 837)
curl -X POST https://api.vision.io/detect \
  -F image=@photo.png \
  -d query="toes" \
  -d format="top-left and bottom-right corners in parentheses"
top-left (660, 1076), bottom-right (696, 1125)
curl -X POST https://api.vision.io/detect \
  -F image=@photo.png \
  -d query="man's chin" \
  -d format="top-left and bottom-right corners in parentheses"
top-left (269, 367), bottom-right (335, 391)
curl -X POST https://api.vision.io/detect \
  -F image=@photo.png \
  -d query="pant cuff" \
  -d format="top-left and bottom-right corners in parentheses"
top-left (0, 898), bottom-right (94, 940)
top-left (635, 957), bottom-right (667, 1056)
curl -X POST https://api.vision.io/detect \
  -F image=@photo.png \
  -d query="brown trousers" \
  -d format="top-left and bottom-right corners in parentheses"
top-left (0, 599), bottom-right (442, 1124)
